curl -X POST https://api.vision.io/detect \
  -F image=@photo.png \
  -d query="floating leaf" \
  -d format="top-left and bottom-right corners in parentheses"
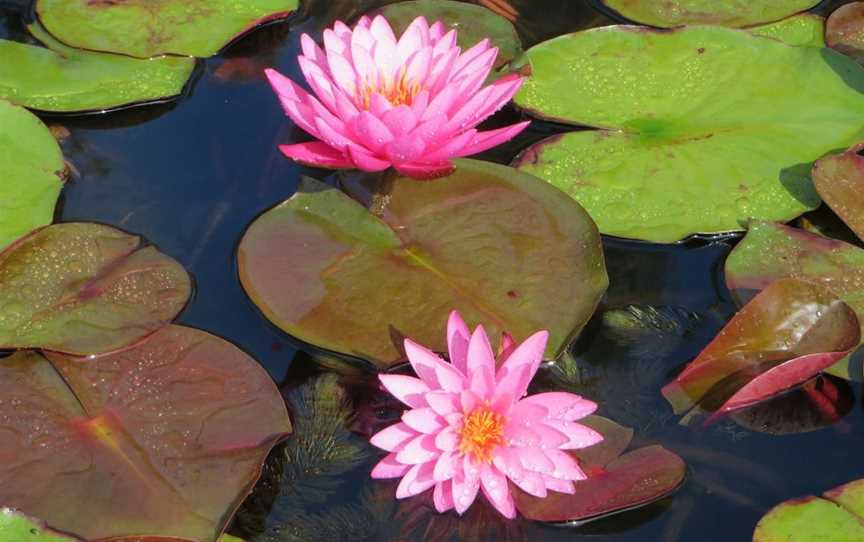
top-left (827, 2), bottom-right (864, 65)
top-left (0, 509), bottom-right (80, 541)
top-left (35, 0), bottom-right (299, 58)
top-left (511, 417), bottom-right (685, 524)
top-left (238, 159), bottom-right (607, 369)
top-left (0, 100), bottom-right (63, 252)
top-left (513, 26), bottom-right (864, 242)
top-left (376, 0), bottom-right (522, 69)
top-left (754, 479), bottom-right (864, 541)
top-left (812, 143), bottom-right (864, 242)
top-left (750, 13), bottom-right (826, 47)
top-left (662, 279), bottom-right (860, 419)
top-left (0, 222), bottom-right (191, 356)
top-left (0, 23), bottom-right (194, 113)
top-left (0, 325), bottom-right (291, 542)
top-left (599, 0), bottom-right (819, 28)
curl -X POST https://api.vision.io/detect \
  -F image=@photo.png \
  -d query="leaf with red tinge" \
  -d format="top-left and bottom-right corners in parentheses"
top-left (0, 222), bottom-right (191, 356)
top-left (827, 2), bottom-right (864, 65)
top-left (0, 325), bottom-right (291, 542)
top-left (812, 142), bottom-right (864, 242)
top-left (511, 417), bottom-right (685, 524)
top-left (662, 278), bottom-right (860, 418)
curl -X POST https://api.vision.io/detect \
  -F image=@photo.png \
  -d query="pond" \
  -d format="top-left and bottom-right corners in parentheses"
top-left (2, 0), bottom-right (864, 541)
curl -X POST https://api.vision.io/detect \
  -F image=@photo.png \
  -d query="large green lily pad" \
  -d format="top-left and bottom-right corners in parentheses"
top-left (238, 159), bottom-right (608, 369)
top-left (750, 13), bottom-right (825, 47)
top-left (600, 0), bottom-right (819, 28)
top-left (0, 510), bottom-right (79, 541)
top-left (35, 0), bottom-right (299, 58)
top-left (754, 479), bottom-right (864, 541)
top-left (513, 25), bottom-right (864, 243)
top-left (0, 325), bottom-right (291, 542)
top-left (0, 222), bottom-right (191, 355)
top-left (0, 24), bottom-right (194, 113)
top-left (0, 100), bottom-right (63, 253)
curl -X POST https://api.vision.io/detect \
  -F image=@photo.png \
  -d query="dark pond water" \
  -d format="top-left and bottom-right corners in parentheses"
top-left (4, 0), bottom-right (864, 540)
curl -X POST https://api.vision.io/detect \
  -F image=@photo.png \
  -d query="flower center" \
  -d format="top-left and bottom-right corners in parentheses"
top-left (458, 407), bottom-right (505, 463)
top-left (357, 72), bottom-right (422, 109)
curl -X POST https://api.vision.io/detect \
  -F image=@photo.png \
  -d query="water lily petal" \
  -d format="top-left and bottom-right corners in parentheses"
top-left (456, 121), bottom-right (531, 157)
top-left (433, 480), bottom-right (454, 512)
top-left (435, 426), bottom-right (460, 452)
top-left (452, 469), bottom-right (481, 515)
top-left (396, 461), bottom-right (436, 498)
top-left (402, 407), bottom-right (446, 434)
top-left (480, 464), bottom-right (516, 518)
top-left (370, 422), bottom-right (418, 452)
top-left (467, 324), bottom-right (496, 379)
top-left (425, 390), bottom-right (460, 417)
top-left (514, 445), bottom-right (555, 474)
top-left (404, 338), bottom-right (465, 392)
top-left (394, 160), bottom-right (454, 180)
top-left (348, 146), bottom-right (391, 172)
top-left (277, 142), bottom-right (352, 169)
top-left (495, 330), bottom-right (549, 401)
top-left (433, 450), bottom-right (458, 481)
top-left (522, 392), bottom-right (597, 421)
top-left (544, 419), bottom-right (604, 450)
top-left (381, 105), bottom-right (418, 137)
top-left (542, 475), bottom-right (575, 494)
top-left (378, 374), bottom-right (430, 408)
top-left (447, 310), bottom-right (471, 374)
top-left (397, 433), bottom-right (441, 465)
top-left (511, 470), bottom-right (548, 498)
top-left (546, 448), bottom-right (587, 481)
top-left (371, 452), bottom-right (411, 479)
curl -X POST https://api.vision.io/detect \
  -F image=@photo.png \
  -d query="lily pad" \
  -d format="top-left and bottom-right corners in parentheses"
top-left (238, 159), bottom-right (608, 369)
top-left (0, 23), bottom-right (194, 113)
top-left (812, 143), bottom-right (864, 242)
top-left (600, 0), bottom-right (819, 28)
top-left (0, 325), bottom-right (291, 542)
top-left (511, 416), bottom-right (686, 524)
top-left (0, 510), bottom-right (80, 541)
top-left (754, 479), bottom-right (864, 541)
top-left (750, 13), bottom-right (826, 47)
top-left (827, 2), bottom-right (864, 65)
top-left (35, 0), bottom-right (299, 58)
top-left (0, 100), bottom-right (63, 253)
top-left (376, 0), bottom-right (522, 69)
top-left (513, 25), bottom-right (864, 242)
top-left (0, 222), bottom-right (191, 355)
top-left (662, 279), bottom-right (860, 419)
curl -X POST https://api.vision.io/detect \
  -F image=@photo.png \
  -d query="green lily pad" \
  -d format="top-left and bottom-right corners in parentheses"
top-left (0, 510), bottom-right (80, 541)
top-left (376, 0), bottom-right (522, 69)
top-left (0, 100), bottom-right (63, 253)
top-left (600, 0), bottom-right (819, 28)
top-left (754, 479), bottom-right (864, 541)
top-left (35, 0), bottom-right (299, 58)
top-left (750, 13), bottom-right (825, 47)
top-left (0, 222), bottom-right (191, 356)
top-left (0, 325), bottom-right (291, 542)
top-left (237, 159), bottom-right (608, 369)
top-left (827, 2), bottom-right (864, 65)
top-left (0, 23), bottom-right (194, 113)
top-left (812, 143), bottom-right (864, 242)
top-left (513, 25), bottom-right (864, 243)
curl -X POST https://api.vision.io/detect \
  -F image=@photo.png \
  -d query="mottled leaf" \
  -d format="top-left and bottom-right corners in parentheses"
top-left (512, 417), bottom-right (685, 524)
top-left (0, 325), bottom-right (291, 542)
top-left (0, 509), bottom-right (80, 541)
top-left (35, 0), bottom-right (299, 58)
top-left (0, 23), bottom-right (194, 113)
top-left (827, 2), bottom-right (864, 65)
top-left (513, 26), bottom-right (864, 242)
top-left (0, 100), bottom-right (63, 252)
top-left (812, 143), bottom-right (864, 242)
top-left (754, 479), bottom-right (864, 541)
top-left (750, 13), bottom-right (826, 47)
top-left (600, 0), bottom-right (819, 28)
top-left (237, 159), bottom-right (608, 369)
top-left (662, 279), bottom-right (860, 418)
top-left (0, 222), bottom-right (191, 355)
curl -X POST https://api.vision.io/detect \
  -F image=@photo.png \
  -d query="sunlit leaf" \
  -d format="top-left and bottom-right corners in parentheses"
top-left (0, 223), bottom-right (191, 356)
top-left (754, 479), bottom-right (864, 541)
top-left (0, 509), bottom-right (80, 541)
top-left (0, 325), bottom-right (291, 542)
top-left (750, 13), bottom-right (825, 47)
top-left (600, 0), bottom-right (819, 28)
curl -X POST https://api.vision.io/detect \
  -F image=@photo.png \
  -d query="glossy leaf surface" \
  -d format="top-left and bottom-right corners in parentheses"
top-left (35, 0), bottom-right (299, 58)
top-left (0, 100), bottom-right (63, 252)
top-left (0, 223), bottom-right (191, 355)
top-left (513, 26), bottom-right (864, 242)
top-left (754, 479), bottom-right (864, 541)
top-left (238, 159), bottom-right (607, 369)
top-left (0, 325), bottom-right (291, 542)
top-left (812, 143), bottom-right (864, 242)
top-left (600, 0), bottom-right (819, 28)
top-left (662, 279), bottom-right (860, 416)
top-left (750, 13), bottom-right (825, 47)
top-left (0, 24), bottom-right (194, 113)
top-left (827, 2), bottom-right (864, 65)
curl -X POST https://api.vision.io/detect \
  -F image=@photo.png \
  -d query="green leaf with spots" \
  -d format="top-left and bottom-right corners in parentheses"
top-left (0, 510), bottom-right (80, 541)
top-left (237, 159), bottom-right (608, 369)
top-left (0, 23), bottom-right (194, 113)
top-left (513, 25), bottom-right (864, 242)
top-left (601, 0), bottom-right (819, 28)
top-left (0, 99), bottom-right (63, 252)
top-left (750, 13), bottom-right (825, 47)
top-left (35, 0), bottom-right (299, 58)
top-left (754, 479), bottom-right (864, 541)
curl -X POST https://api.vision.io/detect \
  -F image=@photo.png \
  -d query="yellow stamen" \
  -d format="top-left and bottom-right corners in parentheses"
top-left (458, 407), bottom-right (505, 464)
top-left (357, 70), bottom-right (423, 110)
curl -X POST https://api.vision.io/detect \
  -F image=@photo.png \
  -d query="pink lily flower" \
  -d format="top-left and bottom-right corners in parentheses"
top-left (265, 15), bottom-right (529, 180)
top-left (369, 311), bottom-right (603, 518)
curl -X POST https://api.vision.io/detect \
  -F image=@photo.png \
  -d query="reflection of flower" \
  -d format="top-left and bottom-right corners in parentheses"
top-left (265, 15), bottom-right (528, 179)
top-left (369, 311), bottom-right (602, 518)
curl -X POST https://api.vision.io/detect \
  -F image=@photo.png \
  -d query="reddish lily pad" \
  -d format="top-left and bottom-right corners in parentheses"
top-left (512, 416), bottom-right (685, 524)
top-left (0, 222), bottom-right (191, 356)
top-left (662, 279), bottom-right (860, 418)
top-left (600, 0), bottom-right (820, 28)
top-left (827, 2), bottom-right (864, 65)
top-left (35, 0), bottom-right (299, 58)
top-left (812, 143), bottom-right (864, 242)
top-left (754, 479), bottom-right (864, 541)
top-left (237, 159), bottom-right (608, 369)
top-left (0, 325), bottom-right (291, 542)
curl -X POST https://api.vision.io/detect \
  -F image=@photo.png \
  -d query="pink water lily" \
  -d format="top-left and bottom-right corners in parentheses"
top-left (370, 311), bottom-right (603, 518)
top-left (265, 15), bottom-right (529, 180)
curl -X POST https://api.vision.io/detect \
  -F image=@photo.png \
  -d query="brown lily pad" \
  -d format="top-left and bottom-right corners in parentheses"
top-left (812, 143), bottom-right (864, 242)
top-left (0, 223), bottom-right (191, 356)
top-left (827, 2), bottom-right (864, 65)
top-left (0, 325), bottom-right (291, 542)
